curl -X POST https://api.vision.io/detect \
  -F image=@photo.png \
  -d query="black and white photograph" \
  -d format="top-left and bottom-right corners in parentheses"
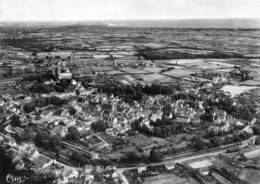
top-left (0, 0), bottom-right (260, 184)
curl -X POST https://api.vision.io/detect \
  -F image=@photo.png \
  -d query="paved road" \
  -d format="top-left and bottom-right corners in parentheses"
top-left (0, 130), bottom-right (257, 184)
top-left (117, 136), bottom-right (256, 183)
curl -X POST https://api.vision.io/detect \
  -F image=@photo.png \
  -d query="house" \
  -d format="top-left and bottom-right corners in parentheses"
top-left (176, 112), bottom-right (191, 123)
top-left (189, 159), bottom-right (212, 175)
top-left (6, 138), bottom-right (17, 147)
top-left (58, 72), bottom-right (72, 80)
top-left (137, 163), bottom-right (147, 174)
top-left (149, 112), bottom-right (163, 122)
top-left (190, 112), bottom-right (201, 124)
top-left (94, 165), bottom-right (104, 173)
top-left (112, 171), bottom-right (119, 178)
top-left (78, 165), bottom-right (94, 184)
top-left (105, 165), bottom-right (117, 171)
top-left (242, 125), bottom-right (253, 135)
top-left (84, 165), bottom-right (93, 174)
top-left (213, 109), bottom-right (227, 124)
top-left (198, 167), bottom-right (210, 175)
top-left (81, 174), bottom-right (94, 184)
top-left (57, 167), bottom-right (79, 184)
top-left (165, 162), bottom-right (175, 170)
top-left (62, 168), bottom-right (79, 183)
top-left (19, 143), bottom-right (39, 160)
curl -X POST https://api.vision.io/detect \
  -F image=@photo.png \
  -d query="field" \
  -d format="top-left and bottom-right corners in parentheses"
top-left (240, 80), bottom-right (260, 86)
top-left (133, 73), bottom-right (167, 83)
top-left (221, 85), bottom-right (259, 96)
top-left (127, 134), bottom-right (157, 148)
top-left (142, 174), bottom-right (189, 184)
top-left (121, 67), bottom-right (149, 74)
top-left (162, 68), bottom-right (196, 78)
top-left (104, 70), bottom-right (125, 75)
top-left (239, 168), bottom-right (260, 184)
top-left (142, 67), bottom-right (164, 73)
top-left (158, 77), bottom-right (178, 85)
top-left (167, 59), bottom-right (205, 66)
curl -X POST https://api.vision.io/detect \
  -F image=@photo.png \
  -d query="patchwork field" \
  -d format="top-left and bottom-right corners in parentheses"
top-left (162, 68), bottom-right (196, 78)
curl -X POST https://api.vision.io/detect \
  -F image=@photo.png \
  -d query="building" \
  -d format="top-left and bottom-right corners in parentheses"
top-left (137, 163), bottom-right (147, 174)
top-left (58, 72), bottom-right (72, 80)
top-left (165, 162), bottom-right (175, 170)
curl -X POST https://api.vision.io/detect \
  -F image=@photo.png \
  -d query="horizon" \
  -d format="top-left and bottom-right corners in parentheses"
top-left (1, 18), bottom-right (260, 29)
top-left (1, 17), bottom-right (260, 22)
top-left (1, 0), bottom-right (260, 21)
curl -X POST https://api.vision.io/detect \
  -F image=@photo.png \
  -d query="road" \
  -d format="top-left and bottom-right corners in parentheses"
top-left (0, 130), bottom-right (257, 184)
top-left (116, 136), bottom-right (257, 183)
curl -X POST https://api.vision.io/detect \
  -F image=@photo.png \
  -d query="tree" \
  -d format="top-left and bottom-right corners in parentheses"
top-left (34, 129), bottom-right (50, 148)
top-left (76, 89), bottom-right (80, 96)
top-left (123, 152), bottom-right (141, 163)
top-left (191, 136), bottom-right (208, 151)
top-left (253, 126), bottom-right (260, 135)
top-left (149, 149), bottom-right (163, 162)
top-left (66, 126), bottom-right (80, 141)
top-left (68, 106), bottom-right (76, 116)
top-left (70, 151), bottom-right (88, 165)
top-left (50, 96), bottom-right (65, 106)
top-left (30, 83), bottom-right (51, 93)
top-left (161, 126), bottom-right (169, 138)
top-left (35, 97), bottom-right (47, 107)
top-left (153, 127), bottom-right (162, 137)
top-left (10, 115), bottom-right (21, 127)
top-left (24, 102), bottom-right (36, 113)
top-left (49, 135), bottom-right (62, 155)
top-left (91, 120), bottom-right (107, 132)
top-left (139, 125), bottom-right (150, 134)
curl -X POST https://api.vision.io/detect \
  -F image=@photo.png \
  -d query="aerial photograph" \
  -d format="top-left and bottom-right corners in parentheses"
top-left (0, 0), bottom-right (260, 183)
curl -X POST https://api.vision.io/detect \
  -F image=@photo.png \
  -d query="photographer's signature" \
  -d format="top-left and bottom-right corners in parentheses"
top-left (5, 174), bottom-right (28, 184)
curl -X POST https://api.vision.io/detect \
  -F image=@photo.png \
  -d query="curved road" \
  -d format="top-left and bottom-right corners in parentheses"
top-left (0, 130), bottom-right (257, 184)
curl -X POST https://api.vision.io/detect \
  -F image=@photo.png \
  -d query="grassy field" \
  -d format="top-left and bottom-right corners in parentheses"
top-left (239, 168), bottom-right (260, 184)
top-left (221, 85), bottom-right (259, 96)
top-left (162, 68), bottom-right (195, 78)
top-left (143, 174), bottom-right (189, 184)
top-left (121, 67), bottom-right (149, 74)
top-left (133, 74), bottom-right (167, 83)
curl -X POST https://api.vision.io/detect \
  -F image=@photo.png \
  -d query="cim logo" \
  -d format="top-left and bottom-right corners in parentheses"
top-left (5, 174), bottom-right (28, 184)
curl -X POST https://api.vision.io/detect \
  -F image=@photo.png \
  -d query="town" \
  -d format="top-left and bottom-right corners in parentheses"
top-left (0, 24), bottom-right (260, 184)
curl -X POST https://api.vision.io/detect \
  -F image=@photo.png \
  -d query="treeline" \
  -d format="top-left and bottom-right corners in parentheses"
top-left (113, 148), bottom-right (163, 164)
top-left (139, 49), bottom-right (244, 60)
top-left (131, 117), bottom-right (186, 138)
top-left (206, 95), bottom-right (256, 121)
top-left (2, 38), bottom-right (56, 52)
top-left (23, 96), bottom-right (67, 113)
top-left (23, 71), bottom-right (56, 82)
top-left (98, 84), bottom-right (174, 102)
top-left (192, 131), bottom-right (251, 151)
top-left (29, 79), bottom-right (72, 93)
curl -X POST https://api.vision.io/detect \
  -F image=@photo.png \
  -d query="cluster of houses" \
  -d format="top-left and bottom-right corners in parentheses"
top-left (0, 133), bottom-right (122, 184)
top-left (209, 108), bottom-right (254, 136)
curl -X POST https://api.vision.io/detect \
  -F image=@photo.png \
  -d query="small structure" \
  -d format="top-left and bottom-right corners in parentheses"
top-left (165, 162), bottom-right (175, 170)
top-left (137, 163), bottom-right (147, 174)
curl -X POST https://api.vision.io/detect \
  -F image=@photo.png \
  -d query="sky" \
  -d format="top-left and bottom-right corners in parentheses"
top-left (1, 0), bottom-right (260, 21)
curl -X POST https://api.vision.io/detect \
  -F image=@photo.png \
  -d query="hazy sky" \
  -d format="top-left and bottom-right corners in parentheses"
top-left (1, 0), bottom-right (260, 21)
